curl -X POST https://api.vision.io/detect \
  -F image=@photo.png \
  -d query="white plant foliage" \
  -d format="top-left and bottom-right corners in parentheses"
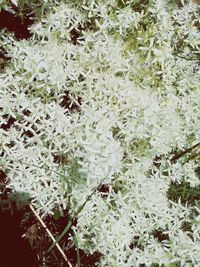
top-left (0, 0), bottom-right (200, 266)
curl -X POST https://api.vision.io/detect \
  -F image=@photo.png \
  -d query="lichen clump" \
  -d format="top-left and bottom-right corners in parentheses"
top-left (0, 0), bottom-right (200, 266)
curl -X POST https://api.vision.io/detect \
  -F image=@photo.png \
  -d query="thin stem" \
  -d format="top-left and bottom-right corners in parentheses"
top-left (6, 159), bottom-right (64, 177)
top-left (29, 204), bottom-right (73, 267)
top-left (174, 53), bottom-right (199, 61)
top-left (47, 175), bottom-right (107, 253)
top-left (171, 142), bottom-right (200, 163)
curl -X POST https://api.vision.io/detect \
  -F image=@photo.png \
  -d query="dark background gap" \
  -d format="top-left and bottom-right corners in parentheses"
top-left (0, 8), bottom-right (34, 40)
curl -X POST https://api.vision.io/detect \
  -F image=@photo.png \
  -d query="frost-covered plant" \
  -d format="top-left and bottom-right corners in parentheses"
top-left (0, 0), bottom-right (58, 19)
top-left (0, 0), bottom-right (200, 266)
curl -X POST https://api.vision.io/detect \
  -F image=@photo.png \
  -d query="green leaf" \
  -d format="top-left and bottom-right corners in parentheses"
top-left (73, 234), bottom-right (80, 267)
top-left (53, 209), bottom-right (61, 220)
top-left (47, 220), bottom-right (72, 253)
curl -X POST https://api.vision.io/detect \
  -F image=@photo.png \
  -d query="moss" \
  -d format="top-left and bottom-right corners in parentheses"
top-left (167, 181), bottom-right (200, 205)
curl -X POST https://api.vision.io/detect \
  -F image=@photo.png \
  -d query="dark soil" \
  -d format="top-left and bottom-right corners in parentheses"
top-left (60, 91), bottom-right (82, 112)
top-left (0, 179), bottom-right (102, 266)
top-left (0, 200), bottom-right (37, 267)
top-left (0, 9), bottom-right (34, 40)
top-left (1, 115), bottom-right (16, 131)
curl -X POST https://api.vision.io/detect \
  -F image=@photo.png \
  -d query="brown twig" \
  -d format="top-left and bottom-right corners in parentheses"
top-left (171, 142), bottom-right (200, 163)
